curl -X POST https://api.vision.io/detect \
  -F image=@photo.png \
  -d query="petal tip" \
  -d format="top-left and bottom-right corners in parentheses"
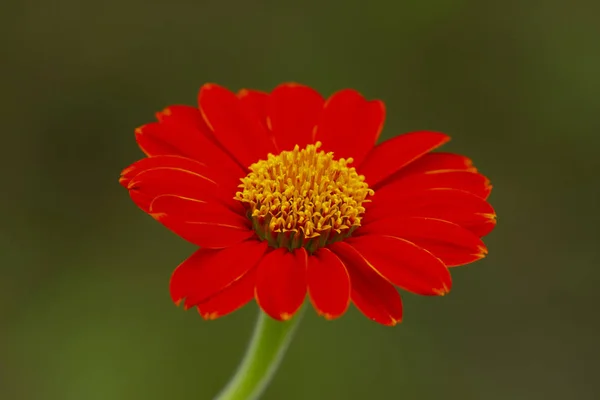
top-left (199, 309), bottom-right (220, 320)
top-left (322, 313), bottom-right (335, 320)
top-left (118, 174), bottom-right (130, 186)
top-left (280, 312), bottom-right (293, 321)
top-left (277, 82), bottom-right (302, 89)
top-left (383, 316), bottom-right (402, 326)
top-left (433, 282), bottom-right (451, 296)
top-left (183, 303), bottom-right (194, 311)
top-left (126, 180), bottom-right (139, 190)
top-left (155, 107), bottom-right (173, 120)
top-left (318, 310), bottom-right (343, 321)
top-left (486, 213), bottom-right (498, 222)
top-left (148, 211), bottom-right (167, 221)
top-left (200, 83), bottom-right (225, 95)
top-left (437, 133), bottom-right (452, 146)
top-left (478, 245), bottom-right (489, 257)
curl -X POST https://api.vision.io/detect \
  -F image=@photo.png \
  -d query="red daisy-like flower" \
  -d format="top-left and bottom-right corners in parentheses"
top-left (120, 83), bottom-right (496, 326)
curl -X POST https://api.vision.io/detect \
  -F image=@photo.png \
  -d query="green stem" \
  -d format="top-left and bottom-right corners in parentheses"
top-left (214, 309), bottom-right (304, 400)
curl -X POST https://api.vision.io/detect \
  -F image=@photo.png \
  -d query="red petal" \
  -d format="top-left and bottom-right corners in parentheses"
top-left (197, 267), bottom-right (257, 320)
top-left (267, 83), bottom-right (324, 152)
top-left (155, 104), bottom-right (211, 130)
top-left (255, 248), bottom-right (307, 321)
top-left (365, 188), bottom-right (497, 237)
top-left (153, 105), bottom-right (216, 145)
top-left (306, 248), bottom-right (351, 320)
top-left (199, 84), bottom-right (276, 168)
top-left (315, 89), bottom-right (385, 167)
top-left (135, 106), bottom-right (244, 181)
top-left (149, 195), bottom-right (252, 249)
top-left (120, 155), bottom-right (207, 189)
top-left (237, 89), bottom-right (270, 131)
top-left (149, 195), bottom-right (247, 226)
top-left (348, 235), bottom-right (451, 296)
top-left (379, 170), bottom-right (492, 199)
top-left (155, 217), bottom-right (254, 248)
top-left (359, 217), bottom-right (487, 267)
top-left (330, 242), bottom-right (403, 326)
top-left (359, 131), bottom-right (450, 187)
top-left (126, 166), bottom-right (219, 212)
top-left (170, 240), bottom-right (268, 309)
top-left (391, 152), bottom-right (476, 177)
top-left (120, 155), bottom-right (240, 197)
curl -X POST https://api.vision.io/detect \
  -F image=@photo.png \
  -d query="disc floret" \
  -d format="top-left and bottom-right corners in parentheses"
top-left (235, 142), bottom-right (373, 252)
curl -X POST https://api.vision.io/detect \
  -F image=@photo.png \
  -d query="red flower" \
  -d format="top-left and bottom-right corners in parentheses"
top-left (120, 83), bottom-right (496, 326)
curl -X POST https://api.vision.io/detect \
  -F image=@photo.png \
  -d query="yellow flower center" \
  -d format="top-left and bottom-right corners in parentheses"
top-left (235, 142), bottom-right (374, 252)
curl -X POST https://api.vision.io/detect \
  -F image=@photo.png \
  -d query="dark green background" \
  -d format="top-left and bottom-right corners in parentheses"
top-left (3, 1), bottom-right (598, 399)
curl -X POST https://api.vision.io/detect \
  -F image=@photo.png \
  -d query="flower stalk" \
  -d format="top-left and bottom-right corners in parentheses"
top-left (214, 309), bottom-right (304, 400)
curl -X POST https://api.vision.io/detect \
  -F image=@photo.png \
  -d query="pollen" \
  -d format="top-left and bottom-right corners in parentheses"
top-left (235, 142), bottom-right (374, 252)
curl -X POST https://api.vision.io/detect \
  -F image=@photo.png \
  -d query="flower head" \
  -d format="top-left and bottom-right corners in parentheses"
top-left (120, 83), bottom-right (496, 326)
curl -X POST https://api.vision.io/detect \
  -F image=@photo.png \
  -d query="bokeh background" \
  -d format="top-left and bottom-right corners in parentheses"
top-left (3, 0), bottom-right (599, 399)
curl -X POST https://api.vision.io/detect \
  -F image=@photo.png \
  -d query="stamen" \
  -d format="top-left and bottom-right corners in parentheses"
top-left (235, 142), bottom-right (373, 252)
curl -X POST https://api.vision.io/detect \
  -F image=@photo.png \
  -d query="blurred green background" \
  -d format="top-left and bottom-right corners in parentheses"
top-left (2, 0), bottom-right (599, 399)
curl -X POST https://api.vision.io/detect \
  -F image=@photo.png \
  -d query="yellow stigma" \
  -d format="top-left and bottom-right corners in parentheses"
top-left (235, 142), bottom-right (374, 251)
